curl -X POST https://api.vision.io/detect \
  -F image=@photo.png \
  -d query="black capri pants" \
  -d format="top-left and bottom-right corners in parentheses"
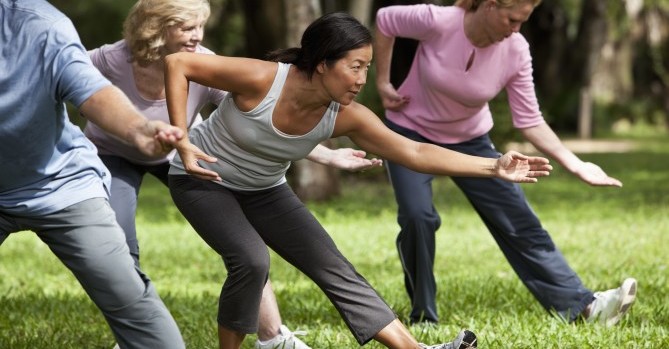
top-left (168, 175), bottom-right (396, 345)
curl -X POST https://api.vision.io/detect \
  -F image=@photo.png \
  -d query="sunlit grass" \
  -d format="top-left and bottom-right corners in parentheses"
top-left (1, 138), bottom-right (668, 348)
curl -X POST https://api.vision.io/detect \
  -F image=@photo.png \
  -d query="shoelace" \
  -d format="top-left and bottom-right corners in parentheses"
top-left (419, 330), bottom-right (477, 349)
top-left (285, 328), bottom-right (307, 338)
top-left (274, 329), bottom-right (308, 349)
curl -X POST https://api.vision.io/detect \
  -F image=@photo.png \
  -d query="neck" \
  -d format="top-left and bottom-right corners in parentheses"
top-left (287, 67), bottom-right (331, 110)
top-left (132, 59), bottom-right (167, 100)
top-left (463, 9), bottom-right (493, 48)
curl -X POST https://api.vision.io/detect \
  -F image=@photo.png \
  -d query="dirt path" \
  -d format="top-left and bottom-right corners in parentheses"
top-left (505, 139), bottom-right (637, 154)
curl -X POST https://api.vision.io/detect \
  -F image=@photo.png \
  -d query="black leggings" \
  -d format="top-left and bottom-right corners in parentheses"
top-left (168, 175), bottom-right (396, 345)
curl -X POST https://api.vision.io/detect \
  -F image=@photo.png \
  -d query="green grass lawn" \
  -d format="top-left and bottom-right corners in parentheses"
top-left (1, 138), bottom-right (668, 348)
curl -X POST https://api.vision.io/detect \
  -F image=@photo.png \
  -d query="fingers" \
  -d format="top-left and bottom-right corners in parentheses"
top-left (526, 156), bottom-right (550, 164)
top-left (156, 132), bottom-right (178, 146)
top-left (349, 149), bottom-right (367, 158)
top-left (369, 158), bottom-right (383, 167)
top-left (380, 91), bottom-right (410, 111)
top-left (528, 170), bottom-right (551, 178)
top-left (531, 163), bottom-right (553, 172)
top-left (608, 177), bottom-right (623, 187)
top-left (589, 177), bottom-right (623, 187)
top-left (505, 150), bottom-right (528, 160)
top-left (198, 153), bottom-right (219, 164)
top-left (153, 123), bottom-right (184, 144)
top-left (190, 170), bottom-right (221, 182)
top-left (520, 176), bottom-right (539, 183)
top-left (383, 98), bottom-right (409, 111)
top-left (185, 161), bottom-right (221, 181)
top-left (577, 162), bottom-right (623, 187)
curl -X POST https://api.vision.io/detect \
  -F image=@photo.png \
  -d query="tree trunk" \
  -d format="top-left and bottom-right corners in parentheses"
top-left (522, 0), bottom-right (570, 101)
top-left (571, 0), bottom-right (607, 139)
top-left (578, 88), bottom-right (592, 139)
top-left (241, 0), bottom-right (286, 58)
top-left (349, 0), bottom-right (374, 27)
top-left (284, 0), bottom-right (341, 201)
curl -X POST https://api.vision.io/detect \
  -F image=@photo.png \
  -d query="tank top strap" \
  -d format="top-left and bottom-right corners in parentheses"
top-left (266, 62), bottom-right (291, 99)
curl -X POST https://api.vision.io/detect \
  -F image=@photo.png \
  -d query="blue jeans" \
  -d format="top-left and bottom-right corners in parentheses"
top-left (0, 198), bottom-right (184, 349)
top-left (385, 119), bottom-right (594, 323)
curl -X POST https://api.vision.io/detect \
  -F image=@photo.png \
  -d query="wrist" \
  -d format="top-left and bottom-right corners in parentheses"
top-left (124, 119), bottom-right (149, 147)
top-left (489, 158), bottom-right (499, 177)
top-left (565, 159), bottom-right (586, 174)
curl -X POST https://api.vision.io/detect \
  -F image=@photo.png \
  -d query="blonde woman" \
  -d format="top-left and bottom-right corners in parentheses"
top-left (374, 0), bottom-right (636, 326)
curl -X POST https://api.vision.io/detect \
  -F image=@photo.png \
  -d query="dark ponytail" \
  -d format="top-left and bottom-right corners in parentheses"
top-left (266, 47), bottom-right (302, 65)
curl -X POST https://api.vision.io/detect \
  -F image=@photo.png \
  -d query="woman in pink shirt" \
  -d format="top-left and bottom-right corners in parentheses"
top-left (84, 1), bottom-right (382, 348)
top-left (374, 0), bottom-right (636, 326)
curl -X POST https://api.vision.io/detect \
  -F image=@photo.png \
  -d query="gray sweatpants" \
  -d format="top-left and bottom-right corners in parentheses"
top-left (169, 175), bottom-right (396, 345)
top-left (99, 154), bottom-right (170, 265)
top-left (0, 198), bottom-right (184, 349)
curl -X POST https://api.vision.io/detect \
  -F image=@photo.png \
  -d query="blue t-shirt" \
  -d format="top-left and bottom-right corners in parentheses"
top-left (0, 0), bottom-right (111, 215)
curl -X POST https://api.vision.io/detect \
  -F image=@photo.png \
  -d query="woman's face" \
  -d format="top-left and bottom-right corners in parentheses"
top-left (163, 17), bottom-right (206, 55)
top-left (484, 1), bottom-right (534, 43)
top-left (320, 45), bottom-right (373, 105)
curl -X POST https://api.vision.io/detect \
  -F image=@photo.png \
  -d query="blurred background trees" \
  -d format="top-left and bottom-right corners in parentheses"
top-left (52, 0), bottom-right (669, 200)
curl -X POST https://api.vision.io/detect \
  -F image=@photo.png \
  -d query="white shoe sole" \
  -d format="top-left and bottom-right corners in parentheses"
top-left (605, 277), bottom-right (637, 327)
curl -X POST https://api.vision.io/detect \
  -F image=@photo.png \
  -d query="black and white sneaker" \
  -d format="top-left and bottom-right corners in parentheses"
top-left (419, 329), bottom-right (477, 349)
top-left (585, 277), bottom-right (637, 327)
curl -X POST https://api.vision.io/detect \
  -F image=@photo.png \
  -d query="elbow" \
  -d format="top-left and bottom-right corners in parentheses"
top-left (164, 52), bottom-right (188, 75)
top-left (164, 52), bottom-right (179, 69)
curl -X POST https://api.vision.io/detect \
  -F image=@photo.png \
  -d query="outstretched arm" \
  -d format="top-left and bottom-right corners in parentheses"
top-left (520, 123), bottom-right (622, 187)
top-left (79, 85), bottom-right (183, 157)
top-left (306, 144), bottom-right (382, 171)
top-left (333, 102), bottom-right (552, 183)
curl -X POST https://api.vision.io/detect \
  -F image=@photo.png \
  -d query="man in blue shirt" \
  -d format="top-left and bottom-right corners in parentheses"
top-left (1, 1), bottom-right (185, 348)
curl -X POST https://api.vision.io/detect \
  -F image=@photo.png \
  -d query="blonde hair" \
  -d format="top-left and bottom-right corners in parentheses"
top-left (123, 0), bottom-right (210, 66)
top-left (455, 0), bottom-right (542, 11)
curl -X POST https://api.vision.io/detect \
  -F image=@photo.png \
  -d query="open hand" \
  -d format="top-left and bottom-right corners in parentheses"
top-left (495, 151), bottom-right (552, 183)
top-left (328, 148), bottom-right (383, 172)
top-left (176, 142), bottom-right (221, 181)
top-left (573, 161), bottom-right (622, 187)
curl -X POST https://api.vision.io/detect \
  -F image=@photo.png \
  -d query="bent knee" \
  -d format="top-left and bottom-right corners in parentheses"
top-left (227, 250), bottom-right (270, 282)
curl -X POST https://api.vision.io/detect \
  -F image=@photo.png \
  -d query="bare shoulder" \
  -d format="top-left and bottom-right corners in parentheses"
top-left (334, 101), bottom-right (383, 136)
top-left (170, 53), bottom-right (278, 95)
top-left (198, 55), bottom-right (277, 83)
top-left (339, 101), bottom-right (377, 119)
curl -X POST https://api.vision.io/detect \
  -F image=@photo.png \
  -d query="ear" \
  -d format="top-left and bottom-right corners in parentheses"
top-left (316, 61), bottom-right (326, 74)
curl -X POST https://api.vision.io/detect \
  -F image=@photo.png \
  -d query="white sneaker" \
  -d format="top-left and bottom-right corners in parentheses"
top-left (419, 329), bottom-right (477, 349)
top-left (112, 344), bottom-right (120, 349)
top-left (255, 325), bottom-right (311, 349)
top-left (586, 278), bottom-right (637, 326)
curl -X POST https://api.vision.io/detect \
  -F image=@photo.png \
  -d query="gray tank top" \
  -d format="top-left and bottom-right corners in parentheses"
top-left (170, 62), bottom-right (339, 191)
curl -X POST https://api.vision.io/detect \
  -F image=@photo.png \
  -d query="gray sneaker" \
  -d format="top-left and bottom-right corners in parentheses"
top-left (585, 277), bottom-right (637, 326)
top-left (254, 325), bottom-right (311, 349)
top-left (419, 329), bottom-right (477, 349)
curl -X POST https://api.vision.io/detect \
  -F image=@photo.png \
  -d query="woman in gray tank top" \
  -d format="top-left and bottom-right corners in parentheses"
top-left (164, 11), bottom-right (552, 349)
